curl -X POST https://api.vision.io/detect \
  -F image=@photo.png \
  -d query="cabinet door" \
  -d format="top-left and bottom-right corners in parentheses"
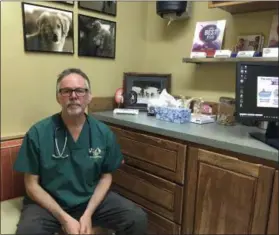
top-left (267, 170), bottom-right (278, 235)
top-left (182, 147), bottom-right (275, 235)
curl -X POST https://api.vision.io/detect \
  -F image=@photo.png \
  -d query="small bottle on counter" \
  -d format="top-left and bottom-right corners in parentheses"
top-left (217, 97), bottom-right (236, 125)
top-left (147, 103), bottom-right (156, 116)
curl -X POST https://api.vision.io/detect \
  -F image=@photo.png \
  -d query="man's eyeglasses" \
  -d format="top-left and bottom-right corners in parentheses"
top-left (59, 88), bottom-right (89, 97)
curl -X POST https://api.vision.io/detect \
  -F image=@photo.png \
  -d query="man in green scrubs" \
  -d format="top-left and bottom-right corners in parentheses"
top-left (13, 68), bottom-right (147, 235)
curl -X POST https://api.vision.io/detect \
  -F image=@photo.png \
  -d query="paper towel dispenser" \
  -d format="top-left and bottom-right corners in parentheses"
top-left (156, 1), bottom-right (192, 21)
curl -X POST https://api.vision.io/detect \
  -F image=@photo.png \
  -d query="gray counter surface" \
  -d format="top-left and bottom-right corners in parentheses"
top-left (91, 111), bottom-right (278, 163)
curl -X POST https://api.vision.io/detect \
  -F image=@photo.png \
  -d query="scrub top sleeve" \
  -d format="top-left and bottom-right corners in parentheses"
top-left (13, 128), bottom-right (40, 175)
top-left (102, 131), bottom-right (123, 173)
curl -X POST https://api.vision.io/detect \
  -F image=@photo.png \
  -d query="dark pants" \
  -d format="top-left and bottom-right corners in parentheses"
top-left (15, 191), bottom-right (147, 235)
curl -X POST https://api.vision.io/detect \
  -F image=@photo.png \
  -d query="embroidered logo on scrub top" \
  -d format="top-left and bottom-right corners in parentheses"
top-left (89, 147), bottom-right (103, 159)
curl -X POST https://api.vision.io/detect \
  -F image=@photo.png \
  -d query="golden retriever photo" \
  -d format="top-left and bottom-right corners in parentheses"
top-left (22, 3), bottom-right (74, 54)
top-left (78, 14), bottom-right (116, 59)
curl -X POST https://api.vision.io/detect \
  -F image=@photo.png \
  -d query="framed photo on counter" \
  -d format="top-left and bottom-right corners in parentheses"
top-left (123, 72), bottom-right (172, 111)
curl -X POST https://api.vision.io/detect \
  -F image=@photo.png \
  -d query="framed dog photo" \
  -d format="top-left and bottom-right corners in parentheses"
top-left (78, 14), bottom-right (116, 59)
top-left (21, 2), bottom-right (74, 54)
top-left (78, 1), bottom-right (117, 17)
top-left (123, 73), bottom-right (172, 111)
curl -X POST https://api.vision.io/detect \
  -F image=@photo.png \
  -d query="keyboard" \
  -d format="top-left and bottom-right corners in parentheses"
top-left (113, 108), bottom-right (139, 115)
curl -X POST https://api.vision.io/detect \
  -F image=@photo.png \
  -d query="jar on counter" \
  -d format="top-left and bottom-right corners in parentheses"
top-left (217, 97), bottom-right (236, 125)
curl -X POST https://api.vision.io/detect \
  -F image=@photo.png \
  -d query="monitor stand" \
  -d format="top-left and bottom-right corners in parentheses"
top-left (249, 121), bottom-right (279, 150)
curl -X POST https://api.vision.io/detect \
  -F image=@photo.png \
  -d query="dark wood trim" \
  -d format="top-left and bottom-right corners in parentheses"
top-left (181, 146), bottom-right (198, 234)
top-left (267, 170), bottom-right (279, 235)
top-left (251, 165), bottom-right (275, 234)
top-left (1, 135), bottom-right (25, 142)
top-left (88, 96), bottom-right (115, 113)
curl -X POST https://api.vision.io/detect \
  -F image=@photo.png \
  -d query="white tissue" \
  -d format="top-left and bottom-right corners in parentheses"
top-left (148, 89), bottom-right (180, 108)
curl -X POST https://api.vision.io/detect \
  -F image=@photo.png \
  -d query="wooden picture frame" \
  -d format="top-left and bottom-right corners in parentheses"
top-left (123, 72), bottom-right (172, 111)
top-left (52, 1), bottom-right (75, 6)
top-left (78, 14), bottom-right (116, 59)
top-left (78, 1), bottom-right (117, 17)
top-left (21, 2), bottom-right (74, 54)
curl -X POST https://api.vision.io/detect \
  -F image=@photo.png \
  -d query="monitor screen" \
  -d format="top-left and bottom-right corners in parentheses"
top-left (235, 62), bottom-right (279, 122)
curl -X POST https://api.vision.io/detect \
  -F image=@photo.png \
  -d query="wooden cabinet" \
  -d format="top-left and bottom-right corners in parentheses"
top-left (267, 170), bottom-right (278, 235)
top-left (142, 206), bottom-right (181, 235)
top-left (110, 125), bottom-right (186, 234)
top-left (112, 164), bottom-right (183, 224)
top-left (208, 1), bottom-right (278, 14)
top-left (108, 124), bottom-right (278, 235)
top-left (110, 126), bottom-right (187, 184)
top-left (182, 147), bottom-right (275, 234)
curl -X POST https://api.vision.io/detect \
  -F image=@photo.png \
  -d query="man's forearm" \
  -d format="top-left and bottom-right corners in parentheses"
top-left (83, 173), bottom-right (112, 217)
top-left (26, 183), bottom-right (70, 224)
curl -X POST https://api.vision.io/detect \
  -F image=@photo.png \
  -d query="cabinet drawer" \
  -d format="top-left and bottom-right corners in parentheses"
top-left (142, 205), bottom-right (181, 234)
top-left (112, 164), bottom-right (183, 224)
top-left (110, 126), bottom-right (187, 184)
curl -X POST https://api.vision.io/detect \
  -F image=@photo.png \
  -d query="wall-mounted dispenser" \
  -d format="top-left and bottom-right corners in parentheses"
top-left (156, 1), bottom-right (192, 25)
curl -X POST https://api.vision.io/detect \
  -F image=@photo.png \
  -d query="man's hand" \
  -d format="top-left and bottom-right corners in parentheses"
top-left (61, 215), bottom-right (80, 235)
top-left (77, 173), bottom-right (112, 234)
top-left (79, 214), bottom-right (93, 234)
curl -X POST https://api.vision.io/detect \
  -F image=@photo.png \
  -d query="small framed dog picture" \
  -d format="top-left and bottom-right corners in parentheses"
top-left (78, 14), bottom-right (116, 59)
top-left (78, 1), bottom-right (116, 17)
top-left (21, 3), bottom-right (74, 54)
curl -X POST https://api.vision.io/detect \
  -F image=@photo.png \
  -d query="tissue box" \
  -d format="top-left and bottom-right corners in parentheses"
top-left (155, 106), bottom-right (191, 124)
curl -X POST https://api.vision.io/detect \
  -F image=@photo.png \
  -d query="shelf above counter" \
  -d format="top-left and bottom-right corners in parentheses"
top-left (182, 57), bottom-right (279, 64)
top-left (208, 1), bottom-right (278, 14)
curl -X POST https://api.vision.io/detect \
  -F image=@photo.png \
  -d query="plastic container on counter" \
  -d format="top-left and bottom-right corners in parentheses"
top-left (217, 97), bottom-right (236, 125)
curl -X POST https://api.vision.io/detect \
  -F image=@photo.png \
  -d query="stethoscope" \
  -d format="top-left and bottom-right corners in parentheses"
top-left (52, 114), bottom-right (94, 159)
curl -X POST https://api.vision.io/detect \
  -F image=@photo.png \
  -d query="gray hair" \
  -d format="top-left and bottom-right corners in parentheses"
top-left (56, 68), bottom-right (91, 93)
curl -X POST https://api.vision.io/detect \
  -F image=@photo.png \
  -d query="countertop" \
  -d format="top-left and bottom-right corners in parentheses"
top-left (91, 111), bottom-right (279, 163)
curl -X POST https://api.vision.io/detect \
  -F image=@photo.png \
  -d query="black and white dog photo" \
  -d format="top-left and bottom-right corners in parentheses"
top-left (78, 1), bottom-right (116, 16)
top-left (78, 14), bottom-right (116, 59)
top-left (22, 3), bottom-right (74, 54)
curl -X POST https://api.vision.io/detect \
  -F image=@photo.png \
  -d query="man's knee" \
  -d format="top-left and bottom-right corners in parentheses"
top-left (16, 220), bottom-right (44, 234)
top-left (134, 207), bottom-right (148, 228)
top-left (16, 220), bottom-right (60, 235)
top-left (15, 204), bottom-right (60, 235)
top-left (125, 206), bottom-right (148, 231)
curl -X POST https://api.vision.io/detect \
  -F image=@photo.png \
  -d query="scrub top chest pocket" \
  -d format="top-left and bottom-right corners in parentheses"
top-left (74, 147), bottom-right (107, 186)
top-left (39, 147), bottom-right (72, 186)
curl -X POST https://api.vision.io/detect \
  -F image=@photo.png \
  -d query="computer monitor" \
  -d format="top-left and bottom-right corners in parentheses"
top-left (235, 61), bottom-right (279, 150)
